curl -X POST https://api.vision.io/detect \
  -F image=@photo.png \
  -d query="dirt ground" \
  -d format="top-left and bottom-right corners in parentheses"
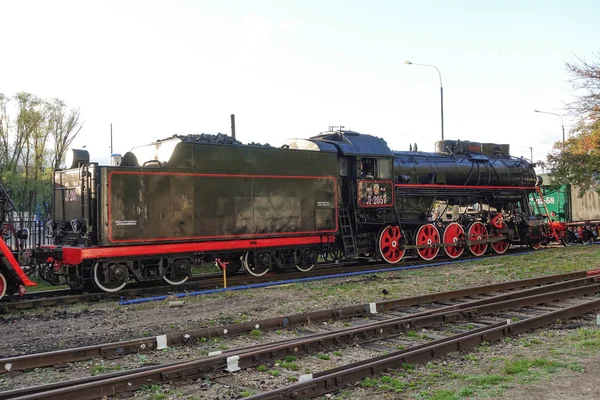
top-left (1, 245), bottom-right (600, 399)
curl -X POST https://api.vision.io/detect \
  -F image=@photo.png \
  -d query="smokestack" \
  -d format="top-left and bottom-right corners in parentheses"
top-left (231, 114), bottom-right (236, 139)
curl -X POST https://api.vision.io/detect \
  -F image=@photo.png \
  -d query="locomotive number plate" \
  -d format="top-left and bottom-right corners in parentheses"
top-left (358, 180), bottom-right (394, 208)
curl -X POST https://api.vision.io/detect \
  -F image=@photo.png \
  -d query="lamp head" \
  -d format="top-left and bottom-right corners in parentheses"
top-left (404, 60), bottom-right (412, 65)
top-left (533, 110), bottom-right (541, 113)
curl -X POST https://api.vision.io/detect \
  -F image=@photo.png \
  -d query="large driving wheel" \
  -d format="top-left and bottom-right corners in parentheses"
top-left (491, 222), bottom-right (511, 254)
top-left (378, 225), bottom-right (405, 264)
top-left (467, 222), bottom-right (489, 256)
top-left (415, 224), bottom-right (440, 261)
top-left (443, 222), bottom-right (465, 259)
top-left (93, 262), bottom-right (128, 293)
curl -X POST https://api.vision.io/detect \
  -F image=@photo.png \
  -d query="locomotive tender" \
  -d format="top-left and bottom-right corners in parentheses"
top-left (0, 128), bottom-right (544, 297)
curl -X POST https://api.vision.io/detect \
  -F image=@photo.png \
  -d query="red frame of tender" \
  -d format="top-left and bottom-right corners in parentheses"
top-left (43, 235), bottom-right (338, 265)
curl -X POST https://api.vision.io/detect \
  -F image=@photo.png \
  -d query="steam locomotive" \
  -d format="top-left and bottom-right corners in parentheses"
top-left (0, 129), bottom-right (544, 297)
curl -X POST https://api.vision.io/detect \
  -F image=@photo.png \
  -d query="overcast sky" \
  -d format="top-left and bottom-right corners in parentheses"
top-left (1, 0), bottom-right (598, 165)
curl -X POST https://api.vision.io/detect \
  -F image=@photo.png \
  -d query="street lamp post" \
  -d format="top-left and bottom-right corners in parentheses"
top-left (405, 60), bottom-right (444, 140)
top-left (533, 110), bottom-right (565, 151)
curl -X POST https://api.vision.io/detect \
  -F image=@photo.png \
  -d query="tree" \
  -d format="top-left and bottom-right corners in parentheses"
top-left (547, 53), bottom-right (600, 195)
top-left (0, 92), bottom-right (83, 219)
top-left (48, 99), bottom-right (83, 170)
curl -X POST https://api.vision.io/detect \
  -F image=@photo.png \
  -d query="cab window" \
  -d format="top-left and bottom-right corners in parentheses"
top-left (359, 158), bottom-right (376, 178)
top-left (378, 159), bottom-right (392, 179)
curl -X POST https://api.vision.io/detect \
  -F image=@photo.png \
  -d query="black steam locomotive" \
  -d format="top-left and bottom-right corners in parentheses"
top-left (26, 129), bottom-right (542, 294)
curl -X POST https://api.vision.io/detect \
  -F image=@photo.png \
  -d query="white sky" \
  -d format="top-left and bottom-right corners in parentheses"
top-left (1, 0), bottom-right (598, 165)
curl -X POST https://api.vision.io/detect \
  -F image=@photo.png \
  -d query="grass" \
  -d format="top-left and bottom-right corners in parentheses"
top-left (26, 275), bottom-right (69, 292)
top-left (351, 321), bottom-right (600, 399)
top-left (89, 362), bottom-right (124, 375)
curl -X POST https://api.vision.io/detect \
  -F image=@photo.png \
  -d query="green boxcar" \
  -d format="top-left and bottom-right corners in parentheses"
top-left (530, 174), bottom-right (600, 223)
top-left (529, 185), bottom-right (571, 222)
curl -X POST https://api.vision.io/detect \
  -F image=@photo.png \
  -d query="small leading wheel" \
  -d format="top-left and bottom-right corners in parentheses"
top-left (443, 222), bottom-right (465, 259)
top-left (467, 222), bottom-right (489, 256)
top-left (530, 242), bottom-right (542, 250)
top-left (0, 272), bottom-right (6, 300)
top-left (415, 224), bottom-right (440, 261)
top-left (242, 251), bottom-right (269, 277)
top-left (378, 225), bottom-right (405, 264)
top-left (93, 262), bottom-right (128, 293)
top-left (491, 222), bottom-right (511, 254)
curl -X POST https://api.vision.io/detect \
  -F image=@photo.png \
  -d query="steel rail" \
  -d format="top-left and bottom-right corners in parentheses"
top-left (0, 270), bottom-right (591, 373)
top-left (5, 276), bottom-right (600, 399)
top-left (249, 297), bottom-right (600, 399)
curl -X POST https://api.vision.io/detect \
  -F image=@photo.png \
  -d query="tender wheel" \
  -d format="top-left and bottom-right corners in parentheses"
top-left (491, 222), bottom-right (511, 254)
top-left (296, 263), bottom-right (314, 272)
top-left (415, 224), bottom-right (440, 261)
top-left (242, 251), bottom-right (269, 277)
top-left (467, 222), bottom-right (489, 256)
top-left (93, 262), bottom-right (128, 293)
top-left (164, 259), bottom-right (191, 285)
top-left (378, 225), bottom-right (405, 264)
top-left (443, 222), bottom-right (465, 259)
top-left (0, 272), bottom-right (6, 300)
top-left (297, 249), bottom-right (318, 272)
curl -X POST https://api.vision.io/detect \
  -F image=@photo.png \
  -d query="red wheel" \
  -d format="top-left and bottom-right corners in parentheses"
top-left (531, 242), bottom-right (541, 250)
top-left (443, 222), bottom-right (465, 259)
top-left (467, 222), bottom-right (489, 256)
top-left (378, 225), bottom-right (405, 264)
top-left (415, 224), bottom-right (440, 261)
top-left (0, 272), bottom-right (6, 300)
top-left (491, 222), bottom-right (511, 254)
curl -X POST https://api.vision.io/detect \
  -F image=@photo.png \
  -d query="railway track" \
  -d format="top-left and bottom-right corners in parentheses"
top-left (0, 246), bottom-right (541, 313)
top-left (2, 269), bottom-right (600, 399)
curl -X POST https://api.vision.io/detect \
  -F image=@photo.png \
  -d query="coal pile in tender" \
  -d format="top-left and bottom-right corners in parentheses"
top-left (161, 133), bottom-right (273, 148)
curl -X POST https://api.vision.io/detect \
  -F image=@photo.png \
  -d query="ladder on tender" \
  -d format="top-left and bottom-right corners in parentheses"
top-left (339, 208), bottom-right (357, 258)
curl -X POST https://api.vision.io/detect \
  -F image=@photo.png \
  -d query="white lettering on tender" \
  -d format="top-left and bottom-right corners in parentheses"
top-left (115, 220), bottom-right (137, 226)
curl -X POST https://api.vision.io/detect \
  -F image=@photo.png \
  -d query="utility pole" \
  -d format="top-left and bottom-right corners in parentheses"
top-left (110, 123), bottom-right (113, 155)
top-left (530, 147), bottom-right (533, 163)
top-left (405, 60), bottom-right (444, 140)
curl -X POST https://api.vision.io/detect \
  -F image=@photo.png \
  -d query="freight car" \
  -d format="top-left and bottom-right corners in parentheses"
top-left (1, 129), bottom-right (544, 298)
top-left (529, 176), bottom-right (600, 245)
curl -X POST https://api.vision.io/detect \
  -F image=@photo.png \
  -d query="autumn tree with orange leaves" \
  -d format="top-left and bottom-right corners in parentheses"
top-left (547, 53), bottom-right (600, 195)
